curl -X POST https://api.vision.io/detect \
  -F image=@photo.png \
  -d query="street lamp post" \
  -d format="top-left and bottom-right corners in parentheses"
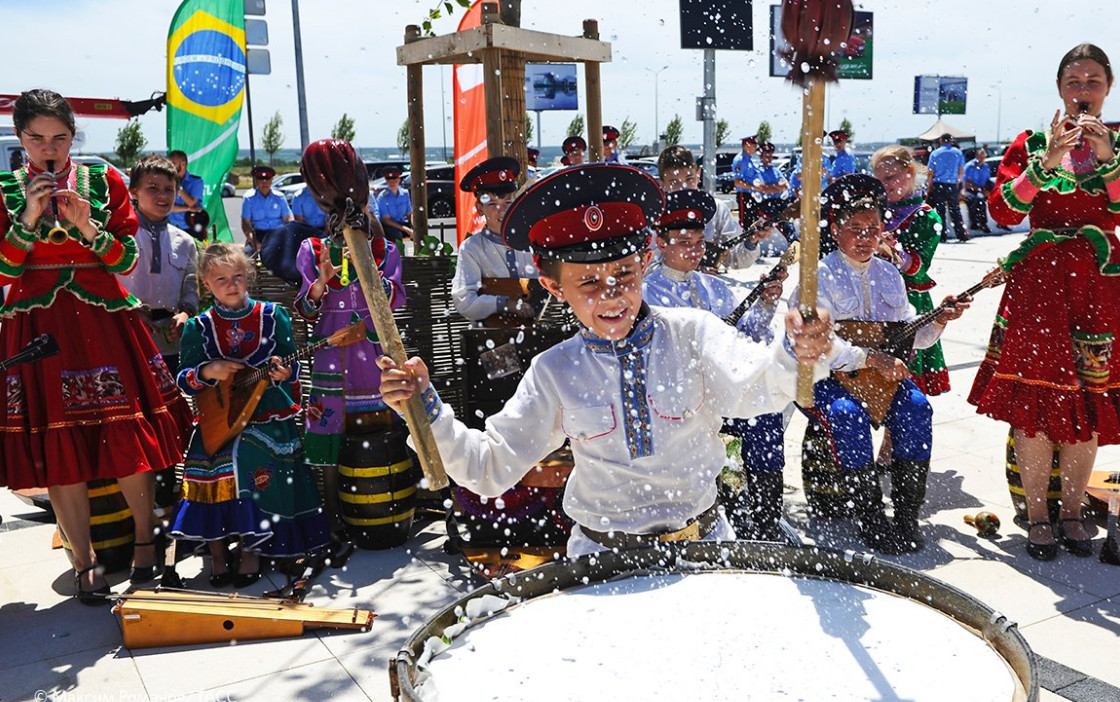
top-left (647, 65), bottom-right (668, 151)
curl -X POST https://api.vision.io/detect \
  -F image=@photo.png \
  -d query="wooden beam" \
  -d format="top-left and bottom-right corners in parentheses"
top-left (500, 49), bottom-right (528, 171)
top-left (396, 24), bottom-right (612, 67)
top-left (405, 25), bottom-right (428, 240)
top-left (482, 47), bottom-right (505, 162)
top-left (583, 20), bottom-right (603, 163)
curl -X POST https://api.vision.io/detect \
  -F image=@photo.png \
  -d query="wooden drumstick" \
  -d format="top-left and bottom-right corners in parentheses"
top-left (340, 223), bottom-right (449, 490)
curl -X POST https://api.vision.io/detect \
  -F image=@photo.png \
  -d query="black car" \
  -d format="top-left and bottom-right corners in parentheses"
top-left (371, 164), bottom-right (458, 220)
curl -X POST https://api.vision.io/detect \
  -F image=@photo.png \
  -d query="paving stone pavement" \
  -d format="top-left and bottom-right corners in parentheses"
top-left (2, 226), bottom-right (1119, 702)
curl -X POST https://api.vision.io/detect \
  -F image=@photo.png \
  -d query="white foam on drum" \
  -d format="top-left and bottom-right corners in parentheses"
top-left (420, 572), bottom-right (1018, 701)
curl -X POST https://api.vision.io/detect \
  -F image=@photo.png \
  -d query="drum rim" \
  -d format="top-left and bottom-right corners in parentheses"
top-left (391, 541), bottom-right (1038, 702)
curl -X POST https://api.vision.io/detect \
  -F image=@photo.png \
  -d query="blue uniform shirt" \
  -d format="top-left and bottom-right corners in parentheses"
top-left (368, 193), bottom-right (381, 220)
top-left (291, 186), bottom-right (327, 228)
top-left (377, 188), bottom-right (412, 224)
top-left (169, 172), bottom-right (205, 230)
top-left (829, 148), bottom-right (856, 180)
top-left (240, 189), bottom-right (292, 231)
top-left (963, 159), bottom-right (991, 189)
top-left (731, 152), bottom-right (758, 194)
top-left (927, 144), bottom-right (965, 184)
top-left (753, 163), bottom-right (788, 200)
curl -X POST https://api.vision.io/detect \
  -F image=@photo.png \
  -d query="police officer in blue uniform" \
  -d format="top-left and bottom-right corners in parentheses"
top-left (731, 135), bottom-right (760, 229)
top-left (962, 148), bottom-right (992, 233)
top-left (827, 129), bottom-right (856, 183)
top-left (291, 185), bottom-right (327, 230)
top-left (526, 147), bottom-right (540, 182)
top-left (168, 150), bottom-right (205, 232)
top-left (376, 166), bottom-right (413, 244)
top-left (926, 133), bottom-right (968, 242)
top-left (603, 125), bottom-right (627, 164)
top-left (240, 165), bottom-right (293, 253)
top-left (754, 143), bottom-right (796, 241)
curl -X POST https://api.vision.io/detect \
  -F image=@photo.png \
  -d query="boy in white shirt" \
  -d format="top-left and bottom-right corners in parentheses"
top-left (380, 164), bottom-right (837, 557)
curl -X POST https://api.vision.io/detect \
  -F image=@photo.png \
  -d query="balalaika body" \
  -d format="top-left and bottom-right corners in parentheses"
top-left (195, 321), bottom-right (367, 456)
top-left (831, 267), bottom-right (1007, 425)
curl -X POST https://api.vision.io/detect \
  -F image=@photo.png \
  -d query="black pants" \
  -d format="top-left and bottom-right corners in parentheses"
top-left (964, 190), bottom-right (990, 231)
top-left (737, 192), bottom-right (760, 230)
top-left (927, 183), bottom-right (966, 240)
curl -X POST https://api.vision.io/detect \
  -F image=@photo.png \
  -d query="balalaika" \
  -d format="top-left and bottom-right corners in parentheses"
top-left (195, 321), bottom-right (368, 455)
top-left (722, 242), bottom-right (801, 327)
top-left (832, 266), bottom-right (1007, 425)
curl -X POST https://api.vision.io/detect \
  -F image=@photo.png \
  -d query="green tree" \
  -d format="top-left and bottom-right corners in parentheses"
top-left (114, 120), bottom-right (147, 168)
top-left (715, 119), bottom-right (730, 148)
top-left (398, 119), bottom-right (410, 155)
top-left (618, 118), bottom-right (638, 149)
top-left (331, 113), bottom-right (356, 143)
top-left (420, 0), bottom-right (474, 35)
top-left (261, 111), bottom-right (284, 165)
top-left (525, 113), bottom-right (533, 144)
top-left (663, 114), bottom-right (683, 147)
top-left (757, 120), bottom-right (772, 145)
top-left (839, 117), bottom-right (854, 141)
top-left (566, 114), bottom-right (585, 138)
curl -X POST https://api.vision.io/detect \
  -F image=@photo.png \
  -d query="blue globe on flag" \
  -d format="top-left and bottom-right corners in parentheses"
top-left (173, 29), bottom-right (246, 110)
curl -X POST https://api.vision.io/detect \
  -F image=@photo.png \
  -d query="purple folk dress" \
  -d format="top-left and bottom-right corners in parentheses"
top-left (294, 237), bottom-right (406, 467)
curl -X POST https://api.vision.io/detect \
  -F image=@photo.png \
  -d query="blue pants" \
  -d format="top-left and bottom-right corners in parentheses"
top-left (723, 412), bottom-right (786, 474)
top-left (806, 377), bottom-right (932, 471)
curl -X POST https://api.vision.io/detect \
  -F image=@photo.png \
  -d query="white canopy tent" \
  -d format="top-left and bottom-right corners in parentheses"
top-left (916, 118), bottom-right (975, 142)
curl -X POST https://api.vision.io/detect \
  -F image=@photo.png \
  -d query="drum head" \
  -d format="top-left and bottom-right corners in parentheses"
top-left (397, 543), bottom-right (1036, 702)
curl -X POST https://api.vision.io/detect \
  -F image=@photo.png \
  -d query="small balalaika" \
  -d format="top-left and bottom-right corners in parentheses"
top-left (722, 242), bottom-right (800, 327)
top-left (833, 266), bottom-right (1007, 425)
top-left (195, 321), bottom-right (368, 456)
top-left (700, 197), bottom-right (800, 270)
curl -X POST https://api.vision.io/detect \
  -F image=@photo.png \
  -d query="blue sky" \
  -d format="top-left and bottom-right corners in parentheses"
top-left (1, 0), bottom-right (1113, 153)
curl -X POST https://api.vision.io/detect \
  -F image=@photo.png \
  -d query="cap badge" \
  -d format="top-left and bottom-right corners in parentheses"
top-left (584, 205), bottom-right (603, 231)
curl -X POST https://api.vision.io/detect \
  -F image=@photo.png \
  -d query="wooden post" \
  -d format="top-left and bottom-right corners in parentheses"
top-left (404, 25), bottom-right (429, 243)
top-left (583, 20), bottom-right (604, 163)
top-left (481, 5), bottom-right (505, 162)
top-left (342, 224), bottom-right (449, 490)
top-left (500, 50), bottom-right (528, 180)
top-left (795, 78), bottom-right (826, 407)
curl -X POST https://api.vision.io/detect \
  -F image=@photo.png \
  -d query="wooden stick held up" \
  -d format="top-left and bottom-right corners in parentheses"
top-left (795, 78), bottom-right (826, 407)
top-left (341, 224), bottom-right (449, 490)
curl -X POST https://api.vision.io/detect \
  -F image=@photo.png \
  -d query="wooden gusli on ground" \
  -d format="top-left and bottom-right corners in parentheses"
top-left (112, 588), bottom-right (375, 649)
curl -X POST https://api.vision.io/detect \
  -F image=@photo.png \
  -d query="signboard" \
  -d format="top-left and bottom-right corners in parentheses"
top-left (769, 6), bottom-right (873, 80)
top-left (524, 63), bottom-right (579, 111)
top-left (913, 76), bottom-right (968, 115)
top-left (680, 0), bottom-right (753, 51)
top-left (245, 19), bottom-right (268, 46)
top-left (247, 48), bottom-right (271, 75)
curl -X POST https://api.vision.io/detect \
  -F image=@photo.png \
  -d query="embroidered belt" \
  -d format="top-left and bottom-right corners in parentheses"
top-left (582, 503), bottom-right (720, 551)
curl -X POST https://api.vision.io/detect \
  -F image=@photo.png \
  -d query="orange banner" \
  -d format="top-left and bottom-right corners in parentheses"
top-left (453, 0), bottom-right (488, 244)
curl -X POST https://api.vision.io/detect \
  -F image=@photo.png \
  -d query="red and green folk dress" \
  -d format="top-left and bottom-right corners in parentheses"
top-left (169, 299), bottom-right (330, 557)
top-left (968, 128), bottom-right (1120, 444)
top-left (0, 161), bottom-right (191, 490)
top-left (885, 194), bottom-right (949, 395)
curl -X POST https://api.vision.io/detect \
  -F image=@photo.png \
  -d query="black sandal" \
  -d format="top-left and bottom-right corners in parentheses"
top-left (129, 541), bottom-right (158, 585)
top-left (1058, 518), bottom-right (1093, 557)
top-left (74, 566), bottom-right (111, 605)
top-left (1026, 522), bottom-right (1058, 562)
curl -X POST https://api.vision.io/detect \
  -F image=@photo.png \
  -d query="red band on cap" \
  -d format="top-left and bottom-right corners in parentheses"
top-left (472, 169), bottom-right (515, 191)
top-left (659, 208), bottom-right (706, 229)
top-left (530, 202), bottom-right (646, 250)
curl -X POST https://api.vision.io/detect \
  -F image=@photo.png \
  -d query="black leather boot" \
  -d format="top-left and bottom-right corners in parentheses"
top-left (744, 471), bottom-right (785, 542)
top-left (890, 459), bottom-right (930, 553)
top-left (843, 464), bottom-right (906, 555)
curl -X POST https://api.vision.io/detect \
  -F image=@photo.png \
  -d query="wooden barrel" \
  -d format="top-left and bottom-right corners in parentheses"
top-left (1005, 429), bottom-right (1062, 522)
top-left (338, 425), bottom-right (421, 549)
top-left (800, 421), bottom-right (851, 519)
top-left (59, 479), bottom-right (135, 574)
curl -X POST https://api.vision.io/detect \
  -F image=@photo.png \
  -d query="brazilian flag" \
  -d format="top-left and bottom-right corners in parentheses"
top-left (166, 1), bottom-right (246, 242)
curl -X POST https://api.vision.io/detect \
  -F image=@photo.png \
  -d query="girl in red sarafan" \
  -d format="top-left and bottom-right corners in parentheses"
top-left (969, 44), bottom-right (1120, 561)
top-left (0, 89), bottom-right (191, 603)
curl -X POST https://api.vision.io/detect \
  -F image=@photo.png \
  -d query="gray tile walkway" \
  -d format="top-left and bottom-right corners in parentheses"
top-left (3, 227), bottom-right (1119, 701)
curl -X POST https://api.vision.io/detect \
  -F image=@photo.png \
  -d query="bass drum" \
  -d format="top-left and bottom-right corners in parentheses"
top-left (393, 543), bottom-right (1038, 702)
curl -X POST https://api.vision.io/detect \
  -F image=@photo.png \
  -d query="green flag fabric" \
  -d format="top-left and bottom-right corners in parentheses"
top-left (166, 1), bottom-right (246, 242)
